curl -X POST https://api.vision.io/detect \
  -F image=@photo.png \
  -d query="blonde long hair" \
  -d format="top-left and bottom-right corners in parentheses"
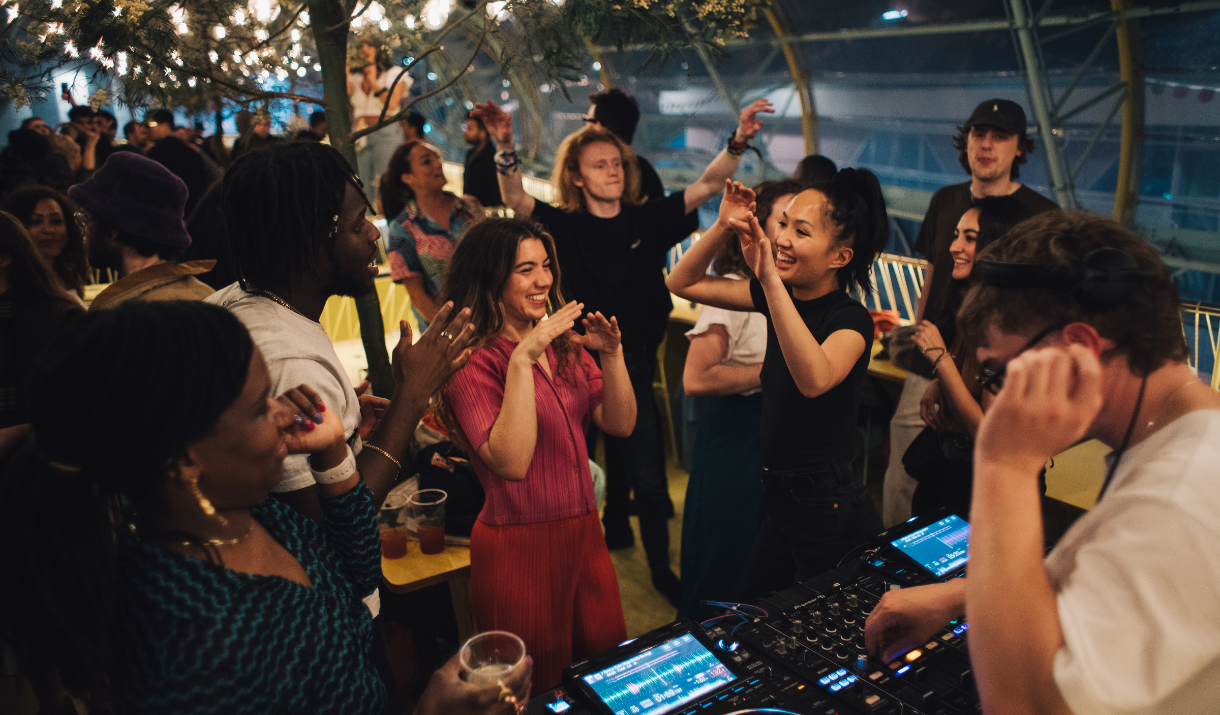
top-left (551, 125), bottom-right (643, 213)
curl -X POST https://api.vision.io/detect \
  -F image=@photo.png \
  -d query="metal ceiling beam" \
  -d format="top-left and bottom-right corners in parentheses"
top-left (1009, 0), bottom-right (1078, 208)
top-left (592, 1), bottom-right (1220, 53)
top-left (757, 0), bottom-right (1220, 47)
top-left (764, 6), bottom-right (818, 155)
top-left (1111, 0), bottom-right (1145, 226)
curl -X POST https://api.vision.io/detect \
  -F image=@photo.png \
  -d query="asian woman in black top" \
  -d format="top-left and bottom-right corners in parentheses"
top-left (667, 171), bottom-right (889, 598)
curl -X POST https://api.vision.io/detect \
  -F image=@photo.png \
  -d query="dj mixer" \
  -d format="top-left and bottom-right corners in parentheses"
top-left (526, 507), bottom-right (980, 715)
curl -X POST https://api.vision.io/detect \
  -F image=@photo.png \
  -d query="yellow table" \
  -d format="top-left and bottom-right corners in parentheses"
top-left (382, 545), bottom-right (476, 642)
top-left (868, 338), bottom-right (909, 382)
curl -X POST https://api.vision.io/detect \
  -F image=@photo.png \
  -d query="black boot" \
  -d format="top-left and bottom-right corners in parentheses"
top-left (602, 502), bottom-right (634, 550)
top-left (639, 500), bottom-right (680, 606)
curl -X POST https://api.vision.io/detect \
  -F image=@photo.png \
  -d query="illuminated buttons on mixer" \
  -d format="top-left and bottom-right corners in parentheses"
top-left (817, 668), bottom-right (859, 693)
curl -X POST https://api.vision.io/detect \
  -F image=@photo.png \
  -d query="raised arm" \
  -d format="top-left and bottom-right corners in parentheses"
top-left (358, 304), bottom-right (476, 507)
top-left (666, 179), bottom-right (756, 312)
top-left (913, 320), bottom-right (984, 435)
top-left (574, 312), bottom-right (636, 437)
top-left (966, 345), bottom-right (1100, 715)
top-left (732, 214), bottom-right (865, 398)
top-left (476, 301), bottom-right (583, 480)
top-left (470, 101), bottom-right (535, 217)
top-left (682, 99), bottom-right (774, 214)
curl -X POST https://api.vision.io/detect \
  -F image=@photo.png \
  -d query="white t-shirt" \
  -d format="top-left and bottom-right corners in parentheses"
top-left (208, 285), bottom-right (380, 616)
top-left (684, 275), bottom-right (767, 396)
top-left (1046, 409), bottom-right (1220, 714)
top-left (348, 67), bottom-right (411, 117)
top-left (209, 284), bottom-right (363, 492)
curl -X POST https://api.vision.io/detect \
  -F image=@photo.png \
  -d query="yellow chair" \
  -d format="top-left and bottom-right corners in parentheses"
top-left (653, 333), bottom-right (679, 462)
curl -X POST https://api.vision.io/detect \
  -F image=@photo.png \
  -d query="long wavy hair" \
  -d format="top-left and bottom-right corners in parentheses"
top-left (433, 218), bottom-right (588, 440)
top-left (2, 186), bottom-right (90, 297)
top-left (0, 210), bottom-right (77, 304)
top-left (551, 124), bottom-right (643, 213)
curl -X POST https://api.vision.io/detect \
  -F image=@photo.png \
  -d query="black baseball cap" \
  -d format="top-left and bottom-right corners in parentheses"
top-left (964, 99), bottom-right (1027, 136)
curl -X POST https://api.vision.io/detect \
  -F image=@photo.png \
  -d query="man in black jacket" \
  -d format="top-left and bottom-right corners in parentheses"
top-left (145, 109), bottom-right (209, 216)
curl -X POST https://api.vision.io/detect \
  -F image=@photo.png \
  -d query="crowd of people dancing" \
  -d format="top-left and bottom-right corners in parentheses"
top-left (2, 83), bottom-right (1218, 715)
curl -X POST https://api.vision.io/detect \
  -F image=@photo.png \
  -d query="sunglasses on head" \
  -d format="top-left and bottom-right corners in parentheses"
top-left (976, 323), bottom-right (1064, 395)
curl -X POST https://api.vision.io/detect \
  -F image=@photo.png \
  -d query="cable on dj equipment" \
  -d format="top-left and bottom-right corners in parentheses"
top-left (835, 543), bottom-right (880, 569)
top-left (702, 601), bottom-right (769, 618)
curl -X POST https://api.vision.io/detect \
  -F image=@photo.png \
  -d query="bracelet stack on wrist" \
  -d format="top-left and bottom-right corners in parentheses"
top-left (931, 352), bottom-right (949, 373)
top-left (727, 134), bottom-right (749, 157)
top-left (494, 148), bottom-right (520, 175)
top-left (310, 445), bottom-right (358, 485)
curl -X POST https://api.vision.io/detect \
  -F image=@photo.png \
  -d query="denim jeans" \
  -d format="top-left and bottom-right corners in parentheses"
top-left (738, 459), bottom-right (882, 602)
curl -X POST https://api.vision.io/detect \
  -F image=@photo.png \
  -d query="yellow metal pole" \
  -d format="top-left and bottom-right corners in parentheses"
top-left (764, 7), bottom-right (818, 155)
top-left (1111, 0), bottom-right (1144, 225)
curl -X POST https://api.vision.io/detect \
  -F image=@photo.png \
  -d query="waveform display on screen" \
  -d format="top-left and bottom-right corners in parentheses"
top-left (891, 514), bottom-right (971, 577)
top-left (581, 633), bottom-right (735, 715)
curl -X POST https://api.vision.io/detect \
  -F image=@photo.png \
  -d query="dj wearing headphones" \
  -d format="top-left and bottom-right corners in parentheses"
top-left (864, 211), bottom-right (1220, 714)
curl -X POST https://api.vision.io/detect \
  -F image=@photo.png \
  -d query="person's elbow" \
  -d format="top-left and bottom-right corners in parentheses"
top-left (493, 457), bottom-right (531, 481)
top-left (796, 377), bottom-right (833, 400)
top-left (683, 370), bottom-right (715, 397)
top-left (665, 271), bottom-right (690, 297)
top-left (604, 416), bottom-right (635, 439)
top-left (602, 405), bottom-right (636, 438)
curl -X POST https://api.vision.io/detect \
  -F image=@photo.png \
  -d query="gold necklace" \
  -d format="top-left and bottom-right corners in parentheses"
top-left (146, 521), bottom-right (255, 548)
top-left (182, 521), bottom-right (255, 548)
top-left (257, 290), bottom-right (315, 322)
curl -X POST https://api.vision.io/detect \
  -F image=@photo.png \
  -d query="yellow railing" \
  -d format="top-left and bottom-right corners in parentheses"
top-left (319, 273), bottom-right (420, 343)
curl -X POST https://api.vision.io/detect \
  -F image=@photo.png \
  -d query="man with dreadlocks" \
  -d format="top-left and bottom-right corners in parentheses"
top-left (207, 142), bottom-right (478, 706)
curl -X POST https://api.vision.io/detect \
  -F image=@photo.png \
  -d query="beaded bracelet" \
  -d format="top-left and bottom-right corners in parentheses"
top-left (494, 148), bottom-right (521, 175)
top-left (727, 134), bottom-right (749, 157)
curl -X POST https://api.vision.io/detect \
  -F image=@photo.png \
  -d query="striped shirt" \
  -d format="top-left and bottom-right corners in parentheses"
top-left (444, 335), bottom-right (603, 525)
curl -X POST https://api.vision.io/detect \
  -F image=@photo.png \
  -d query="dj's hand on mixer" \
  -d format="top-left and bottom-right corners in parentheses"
top-left (732, 572), bottom-right (980, 715)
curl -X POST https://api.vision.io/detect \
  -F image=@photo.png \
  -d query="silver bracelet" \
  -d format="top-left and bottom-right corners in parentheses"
top-left (310, 445), bottom-right (358, 485)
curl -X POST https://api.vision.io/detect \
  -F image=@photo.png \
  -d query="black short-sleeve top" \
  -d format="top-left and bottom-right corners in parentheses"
top-left (749, 280), bottom-right (875, 470)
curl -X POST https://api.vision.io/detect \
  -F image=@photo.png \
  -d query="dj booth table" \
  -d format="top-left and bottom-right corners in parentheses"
top-left (525, 507), bottom-right (979, 715)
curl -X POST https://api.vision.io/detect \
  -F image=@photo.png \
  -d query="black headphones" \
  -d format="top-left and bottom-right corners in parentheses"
top-left (975, 247), bottom-right (1158, 312)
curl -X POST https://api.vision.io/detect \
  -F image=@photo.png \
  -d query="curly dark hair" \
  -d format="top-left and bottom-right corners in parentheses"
top-left (2, 185), bottom-right (90, 297)
top-left (958, 211), bottom-right (1187, 375)
top-left (952, 126), bottom-right (1035, 180)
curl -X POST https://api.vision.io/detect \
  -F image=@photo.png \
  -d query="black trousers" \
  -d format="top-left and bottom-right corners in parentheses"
top-left (738, 459), bottom-right (882, 602)
top-left (587, 344), bottom-right (672, 571)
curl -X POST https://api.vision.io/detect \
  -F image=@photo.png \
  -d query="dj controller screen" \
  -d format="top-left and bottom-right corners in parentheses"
top-left (581, 633), bottom-right (736, 715)
top-left (890, 514), bottom-right (971, 577)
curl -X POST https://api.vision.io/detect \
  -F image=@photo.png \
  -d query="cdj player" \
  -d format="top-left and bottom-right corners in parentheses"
top-left (526, 508), bottom-right (979, 715)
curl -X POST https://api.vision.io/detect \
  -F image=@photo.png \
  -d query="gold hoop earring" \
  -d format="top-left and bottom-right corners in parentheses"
top-left (187, 475), bottom-right (228, 526)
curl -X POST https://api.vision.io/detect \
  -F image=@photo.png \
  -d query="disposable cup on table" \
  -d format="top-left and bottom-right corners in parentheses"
top-left (459, 630), bottom-right (531, 712)
top-left (408, 488), bottom-right (447, 555)
top-left (379, 493), bottom-right (410, 559)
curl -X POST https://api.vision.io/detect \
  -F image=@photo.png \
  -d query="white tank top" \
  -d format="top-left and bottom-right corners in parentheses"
top-left (348, 68), bottom-right (410, 117)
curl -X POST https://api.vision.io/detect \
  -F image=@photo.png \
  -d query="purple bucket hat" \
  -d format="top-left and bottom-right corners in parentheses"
top-left (68, 152), bottom-right (192, 248)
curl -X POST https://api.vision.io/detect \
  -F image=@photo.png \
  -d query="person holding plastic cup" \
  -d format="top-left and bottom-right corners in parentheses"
top-left (439, 217), bottom-right (636, 690)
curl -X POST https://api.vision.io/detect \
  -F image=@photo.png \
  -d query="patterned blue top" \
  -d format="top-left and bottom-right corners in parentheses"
top-left (110, 486), bottom-right (385, 715)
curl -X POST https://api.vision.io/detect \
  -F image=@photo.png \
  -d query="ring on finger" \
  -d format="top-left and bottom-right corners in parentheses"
top-left (440, 331), bottom-right (454, 341)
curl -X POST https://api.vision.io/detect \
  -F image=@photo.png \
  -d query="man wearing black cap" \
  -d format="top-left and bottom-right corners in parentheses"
top-left (145, 108), bottom-right (209, 216)
top-left (882, 98), bottom-right (1059, 527)
top-left (69, 152), bottom-right (215, 310)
